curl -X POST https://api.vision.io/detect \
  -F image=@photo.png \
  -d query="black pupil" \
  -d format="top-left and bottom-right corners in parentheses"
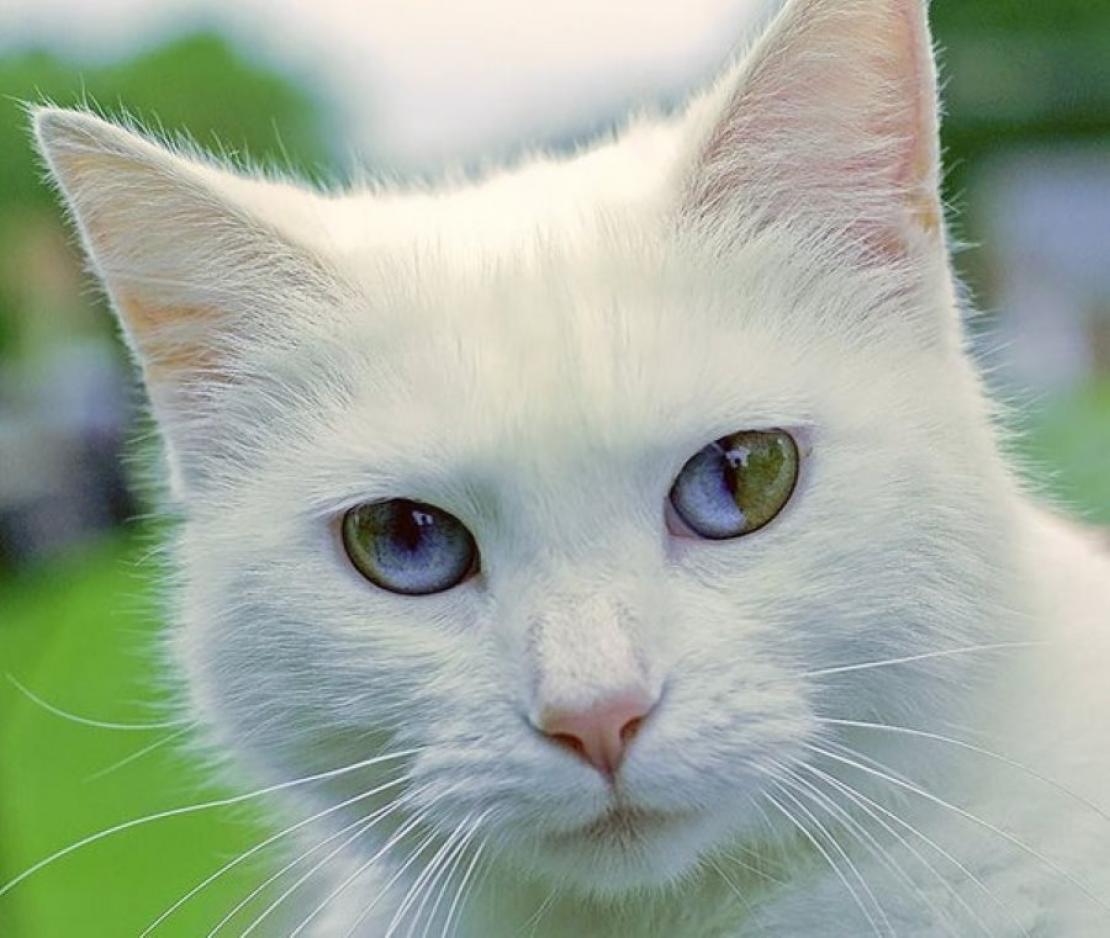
top-left (393, 503), bottom-right (434, 552)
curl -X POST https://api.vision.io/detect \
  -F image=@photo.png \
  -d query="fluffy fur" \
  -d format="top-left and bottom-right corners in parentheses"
top-left (34, 0), bottom-right (1110, 934)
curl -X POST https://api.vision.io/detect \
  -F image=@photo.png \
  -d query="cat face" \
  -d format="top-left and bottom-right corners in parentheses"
top-left (36, 0), bottom-right (1018, 900)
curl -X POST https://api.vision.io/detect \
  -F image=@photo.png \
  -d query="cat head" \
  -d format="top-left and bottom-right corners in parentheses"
top-left (36, 0), bottom-right (1019, 898)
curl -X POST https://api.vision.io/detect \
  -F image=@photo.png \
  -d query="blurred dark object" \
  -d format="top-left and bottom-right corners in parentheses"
top-left (0, 341), bottom-right (133, 567)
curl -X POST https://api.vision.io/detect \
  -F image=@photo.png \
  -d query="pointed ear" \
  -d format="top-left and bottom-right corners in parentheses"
top-left (683, 0), bottom-right (942, 259)
top-left (33, 108), bottom-right (340, 496)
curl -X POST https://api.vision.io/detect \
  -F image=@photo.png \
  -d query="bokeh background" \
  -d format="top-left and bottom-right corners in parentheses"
top-left (1, 0), bottom-right (1108, 934)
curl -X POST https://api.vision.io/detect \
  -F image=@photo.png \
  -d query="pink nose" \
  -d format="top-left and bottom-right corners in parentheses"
top-left (539, 691), bottom-right (656, 777)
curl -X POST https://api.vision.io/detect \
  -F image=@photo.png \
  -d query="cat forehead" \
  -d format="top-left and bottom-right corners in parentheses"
top-left (318, 116), bottom-right (688, 258)
top-left (289, 202), bottom-right (900, 467)
top-left (288, 262), bottom-right (825, 507)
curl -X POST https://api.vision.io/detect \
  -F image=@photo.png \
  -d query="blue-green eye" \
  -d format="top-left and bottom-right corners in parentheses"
top-left (669, 430), bottom-right (799, 540)
top-left (341, 500), bottom-right (478, 595)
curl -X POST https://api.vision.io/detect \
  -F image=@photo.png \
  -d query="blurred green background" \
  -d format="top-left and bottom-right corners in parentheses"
top-left (0, 1), bottom-right (1108, 935)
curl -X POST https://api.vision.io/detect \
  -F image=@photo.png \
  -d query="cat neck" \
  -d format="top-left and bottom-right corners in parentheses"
top-left (376, 839), bottom-right (802, 938)
top-left (451, 867), bottom-right (758, 938)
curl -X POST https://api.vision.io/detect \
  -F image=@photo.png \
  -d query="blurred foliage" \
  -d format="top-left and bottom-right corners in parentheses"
top-left (0, 32), bottom-right (333, 358)
top-left (1020, 379), bottom-right (1110, 525)
top-left (933, 0), bottom-right (1110, 34)
top-left (932, 0), bottom-right (1110, 211)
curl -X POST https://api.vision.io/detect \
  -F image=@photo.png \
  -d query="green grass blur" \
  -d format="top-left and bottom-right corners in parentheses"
top-left (0, 537), bottom-right (277, 936)
top-left (1021, 381), bottom-right (1110, 525)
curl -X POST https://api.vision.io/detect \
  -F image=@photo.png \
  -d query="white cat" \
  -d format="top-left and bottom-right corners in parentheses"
top-left (32, 0), bottom-right (1110, 934)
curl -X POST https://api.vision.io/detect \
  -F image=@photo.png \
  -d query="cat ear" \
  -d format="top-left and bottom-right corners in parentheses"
top-left (683, 0), bottom-right (942, 259)
top-left (33, 108), bottom-right (338, 496)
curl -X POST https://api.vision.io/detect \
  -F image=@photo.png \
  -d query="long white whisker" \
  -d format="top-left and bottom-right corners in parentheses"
top-left (723, 838), bottom-right (788, 879)
top-left (715, 848), bottom-right (787, 888)
top-left (439, 825), bottom-right (489, 938)
top-left (817, 717), bottom-right (1110, 825)
top-left (518, 886), bottom-right (557, 938)
top-left (386, 812), bottom-right (474, 938)
top-left (288, 799), bottom-right (440, 938)
top-left (794, 758), bottom-right (1005, 937)
top-left (5, 673), bottom-right (190, 731)
top-left (207, 796), bottom-right (410, 937)
top-left (802, 642), bottom-right (1045, 679)
top-left (141, 775), bottom-right (409, 935)
top-left (84, 726), bottom-right (192, 783)
top-left (768, 778), bottom-right (890, 936)
top-left (0, 746), bottom-right (422, 899)
top-left (341, 823), bottom-right (443, 937)
top-left (705, 855), bottom-right (763, 932)
top-left (806, 742), bottom-right (1110, 918)
top-left (236, 790), bottom-right (420, 938)
top-left (775, 762), bottom-right (959, 938)
top-left (409, 814), bottom-right (483, 938)
top-left (763, 789), bottom-right (883, 938)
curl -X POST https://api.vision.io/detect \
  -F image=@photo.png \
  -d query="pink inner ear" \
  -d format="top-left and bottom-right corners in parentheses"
top-left (686, 0), bottom-right (942, 260)
top-left (115, 291), bottom-right (231, 387)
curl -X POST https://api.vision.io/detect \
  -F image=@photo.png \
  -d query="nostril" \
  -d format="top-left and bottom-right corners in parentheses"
top-left (620, 716), bottom-right (644, 745)
top-left (549, 732), bottom-right (587, 759)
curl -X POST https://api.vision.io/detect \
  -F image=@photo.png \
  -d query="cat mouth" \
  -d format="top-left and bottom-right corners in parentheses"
top-left (550, 805), bottom-right (692, 846)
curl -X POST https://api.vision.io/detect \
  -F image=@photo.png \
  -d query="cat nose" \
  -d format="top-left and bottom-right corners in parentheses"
top-left (539, 691), bottom-right (657, 777)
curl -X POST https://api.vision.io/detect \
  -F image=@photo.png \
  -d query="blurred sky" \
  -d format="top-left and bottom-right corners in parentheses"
top-left (0, 0), bottom-right (775, 168)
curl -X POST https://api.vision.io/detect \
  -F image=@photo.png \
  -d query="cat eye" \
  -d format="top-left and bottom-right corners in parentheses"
top-left (668, 429), bottom-right (799, 540)
top-left (341, 499), bottom-right (478, 595)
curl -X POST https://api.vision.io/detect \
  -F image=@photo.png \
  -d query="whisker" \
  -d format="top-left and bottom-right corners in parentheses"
top-left (806, 742), bottom-right (1110, 918)
top-left (235, 790), bottom-right (421, 938)
top-left (440, 824), bottom-right (490, 938)
top-left (84, 726), bottom-right (192, 783)
top-left (206, 799), bottom-right (408, 937)
top-left (802, 642), bottom-right (1046, 679)
top-left (386, 812), bottom-right (475, 938)
top-left (404, 812), bottom-right (481, 936)
top-left (288, 801), bottom-right (439, 938)
top-left (705, 855), bottom-right (763, 932)
top-left (723, 838), bottom-right (787, 880)
top-left (762, 788), bottom-right (884, 938)
top-left (419, 803), bottom-right (490, 936)
top-left (5, 673), bottom-right (190, 731)
top-left (768, 777), bottom-right (890, 936)
top-left (794, 757), bottom-right (1005, 937)
top-left (141, 775), bottom-right (409, 935)
top-left (407, 813), bottom-right (483, 938)
top-left (774, 761), bottom-right (959, 937)
top-left (341, 822), bottom-right (444, 937)
top-left (817, 717), bottom-right (1110, 825)
top-left (517, 886), bottom-right (557, 938)
top-left (0, 746), bottom-right (423, 899)
top-left (716, 848), bottom-right (787, 888)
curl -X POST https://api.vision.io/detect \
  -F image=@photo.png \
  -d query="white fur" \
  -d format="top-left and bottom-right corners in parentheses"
top-left (34, 0), bottom-right (1110, 934)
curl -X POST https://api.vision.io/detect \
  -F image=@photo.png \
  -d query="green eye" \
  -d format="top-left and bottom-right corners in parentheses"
top-left (669, 430), bottom-right (799, 539)
top-left (342, 499), bottom-right (478, 595)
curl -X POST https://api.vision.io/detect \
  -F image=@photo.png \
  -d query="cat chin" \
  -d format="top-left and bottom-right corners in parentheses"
top-left (498, 803), bottom-right (734, 896)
